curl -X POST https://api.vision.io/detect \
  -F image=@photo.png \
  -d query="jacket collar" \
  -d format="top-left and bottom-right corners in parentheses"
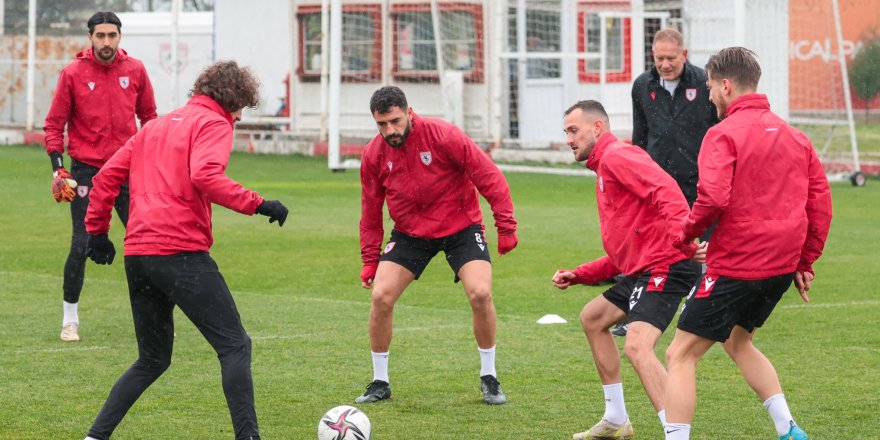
top-left (585, 132), bottom-right (619, 171)
top-left (78, 47), bottom-right (129, 67)
top-left (649, 61), bottom-right (699, 86)
top-left (188, 95), bottom-right (235, 125)
top-left (725, 93), bottom-right (770, 118)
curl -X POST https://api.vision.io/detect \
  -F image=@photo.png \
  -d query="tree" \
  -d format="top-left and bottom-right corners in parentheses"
top-left (849, 38), bottom-right (880, 122)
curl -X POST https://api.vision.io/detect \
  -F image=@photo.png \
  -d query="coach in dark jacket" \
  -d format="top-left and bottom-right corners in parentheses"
top-left (631, 28), bottom-right (718, 205)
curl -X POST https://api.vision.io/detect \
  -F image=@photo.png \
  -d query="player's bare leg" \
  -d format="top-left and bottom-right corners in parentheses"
top-left (580, 296), bottom-right (627, 384)
top-left (458, 260), bottom-right (506, 404)
top-left (458, 260), bottom-right (495, 349)
top-left (572, 296), bottom-right (634, 439)
top-left (356, 261), bottom-right (414, 403)
top-left (722, 326), bottom-right (782, 400)
top-left (369, 261), bottom-right (415, 353)
top-left (663, 329), bottom-right (715, 438)
top-left (623, 321), bottom-right (665, 411)
top-left (723, 326), bottom-right (805, 439)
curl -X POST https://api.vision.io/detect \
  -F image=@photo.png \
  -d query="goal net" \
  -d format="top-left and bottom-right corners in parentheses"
top-left (788, 0), bottom-right (863, 182)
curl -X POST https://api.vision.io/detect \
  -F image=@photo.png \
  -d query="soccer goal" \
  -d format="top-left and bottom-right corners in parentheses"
top-left (788, 0), bottom-right (865, 185)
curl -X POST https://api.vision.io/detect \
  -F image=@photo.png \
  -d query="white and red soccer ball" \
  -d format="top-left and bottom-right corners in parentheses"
top-left (317, 405), bottom-right (371, 440)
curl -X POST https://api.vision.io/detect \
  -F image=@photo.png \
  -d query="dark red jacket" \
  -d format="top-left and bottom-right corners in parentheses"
top-left (572, 132), bottom-right (694, 284)
top-left (681, 94), bottom-right (832, 278)
top-left (44, 48), bottom-right (156, 168)
top-left (85, 96), bottom-right (264, 255)
top-left (360, 113), bottom-right (516, 265)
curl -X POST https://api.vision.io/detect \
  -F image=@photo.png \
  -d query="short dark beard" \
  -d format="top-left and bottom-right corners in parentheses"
top-left (382, 121), bottom-right (412, 148)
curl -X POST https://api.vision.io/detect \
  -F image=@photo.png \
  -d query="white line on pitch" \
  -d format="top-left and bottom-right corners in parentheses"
top-left (841, 346), bottom-right (880, 353)
top-left (250, 324), bottom-right (466, 341)
top-left (4, 345), bottom-right (111, 356)
top-left (779, 300), bottom-right (880, 309)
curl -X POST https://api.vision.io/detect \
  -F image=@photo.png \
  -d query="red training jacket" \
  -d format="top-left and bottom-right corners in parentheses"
top-left (85, 95), bottom-right (264, 255)
top-left (572, 132), bottom-right (694, 284)
top-left (681, 94), bottom-right (832, 279)
top-left (360, 112), bottom-right (516, 265)
top-left (44, 48), bottom-right (157, 168)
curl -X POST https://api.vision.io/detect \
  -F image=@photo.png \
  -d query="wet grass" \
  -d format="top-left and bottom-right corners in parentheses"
top-left (1, 144), bottom-right (878, 439)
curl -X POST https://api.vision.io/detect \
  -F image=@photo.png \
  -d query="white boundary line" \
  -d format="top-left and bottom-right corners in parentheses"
top-left (779, 300), bottom-right (880, 309)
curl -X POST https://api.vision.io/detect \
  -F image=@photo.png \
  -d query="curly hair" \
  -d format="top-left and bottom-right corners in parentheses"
top-left (189, 60), bottom-right (261, 113)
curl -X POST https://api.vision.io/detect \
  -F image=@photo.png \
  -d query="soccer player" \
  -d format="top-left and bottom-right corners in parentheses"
top-left (44, 11), bottom-right (157, 342)
top-left (616, 28), bottom-right (717, 338)
top-left (356, 86), bottom-right (518, 405)
top-left (662, 47), bottom-right (832, 440)
top-left (81, 61), bottom-right (288, 440)
top-left (552, 100), bottom-right (703, 440)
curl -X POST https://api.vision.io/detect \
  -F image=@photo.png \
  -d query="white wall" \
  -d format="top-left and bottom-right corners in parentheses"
top-left (214, 0), bottom-right (292, 118)
top-left (117, 11), bottom-right (214, 115)
top-left (682, 0), bottom-right (789, 118)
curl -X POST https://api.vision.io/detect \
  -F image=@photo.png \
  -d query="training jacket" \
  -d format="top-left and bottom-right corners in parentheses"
top-left (360, 112), bottom-right (516, 265)
top-left (44, 48), bottom-right (157, 169)
top-left (571, 132), bottom-right (695, 284)
top-left (85, 95), bottom-right (264, 255)
top-left (631, 62), bottom-right (718, 204)
top-left (680, 94), bottom-right (832, 279)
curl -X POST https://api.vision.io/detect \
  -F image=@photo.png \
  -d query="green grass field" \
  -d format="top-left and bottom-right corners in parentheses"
top-left (1, 144), bottom-right (878, 439)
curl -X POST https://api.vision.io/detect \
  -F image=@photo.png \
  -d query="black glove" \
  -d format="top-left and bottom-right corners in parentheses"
top-left (255, 200), bottom-right (288, 227)
top-left (86, 233), bottom-right (116, 265)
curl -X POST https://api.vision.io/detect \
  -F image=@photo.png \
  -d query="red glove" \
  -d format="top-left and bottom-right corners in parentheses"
top-left (497, 232), bottom-right (518, 255)
top-left (52, 168), bottom-right (77, 203)
top-left (360, 263), bottom-right (378, 286)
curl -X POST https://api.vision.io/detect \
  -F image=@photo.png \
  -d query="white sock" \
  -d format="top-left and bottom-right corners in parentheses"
top-left (602, 383), bottom-right (628, 425)
top-left (63, 301), bottom-right (79, 325)
top-left (371, 351), bottom-right (389, 383)
top-left (478, 345), bottom-right (497, 377)
top-left (763, 393), bottom-right (795, 436)
top-left (658, 409), bottom-right (667, 428)
top-left (664, 423), bottom-right (690, 440)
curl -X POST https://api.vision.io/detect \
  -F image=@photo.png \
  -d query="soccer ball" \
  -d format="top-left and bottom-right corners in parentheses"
top-left (317, 405), bottom-right (371, 440)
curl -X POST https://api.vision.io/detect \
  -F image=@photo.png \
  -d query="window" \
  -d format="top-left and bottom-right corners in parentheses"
top-left (392, 3), bottom-right (484, 83)
top-left (578, 4), bottom-right (631, 83)
top-left (517, 7), bottom-right (562, 79)
top-left (297, 4), bottom-right (382, 82)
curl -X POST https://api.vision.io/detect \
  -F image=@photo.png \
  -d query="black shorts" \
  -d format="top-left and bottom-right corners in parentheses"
top-left (677, 272), bottom-right (795, 342)
top-left (379, 224), bottom-right (491, 282)
top-left (602, 259), bottom-right (702, 332)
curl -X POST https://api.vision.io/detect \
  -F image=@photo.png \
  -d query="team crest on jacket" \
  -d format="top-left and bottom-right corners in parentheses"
top-left (598, 176), bottom-right (605, 192)
top-left (119, 76), bottom-right (130, 89)
top-left (387, 161), bottom-right (393, 171)
top-left (420, 151), bottom-right (432, 165)
top-left (686, 88), bottom-right (697, 101)
top-left (88, 81), bottom-right (96, 91)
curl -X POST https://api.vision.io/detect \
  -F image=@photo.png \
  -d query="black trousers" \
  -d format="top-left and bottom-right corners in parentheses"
top-left (87, 253), bottom-right (260, 440)
top-left (65, 159), bottom-right (129, 304)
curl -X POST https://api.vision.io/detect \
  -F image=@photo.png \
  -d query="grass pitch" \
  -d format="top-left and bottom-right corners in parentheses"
top-left (1, 144), bottom-right (878, 439)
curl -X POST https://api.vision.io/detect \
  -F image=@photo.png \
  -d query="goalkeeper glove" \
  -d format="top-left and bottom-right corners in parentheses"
top-left (52, 168), bottom-right (77, 203)
top-left (256, 199), bottom-right (289, 227)
top-left (86, 233), bottom-right (116, 265)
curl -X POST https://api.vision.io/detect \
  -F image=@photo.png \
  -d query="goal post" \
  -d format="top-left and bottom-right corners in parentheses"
top-left (787, 0), bottom-right (863, 184)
